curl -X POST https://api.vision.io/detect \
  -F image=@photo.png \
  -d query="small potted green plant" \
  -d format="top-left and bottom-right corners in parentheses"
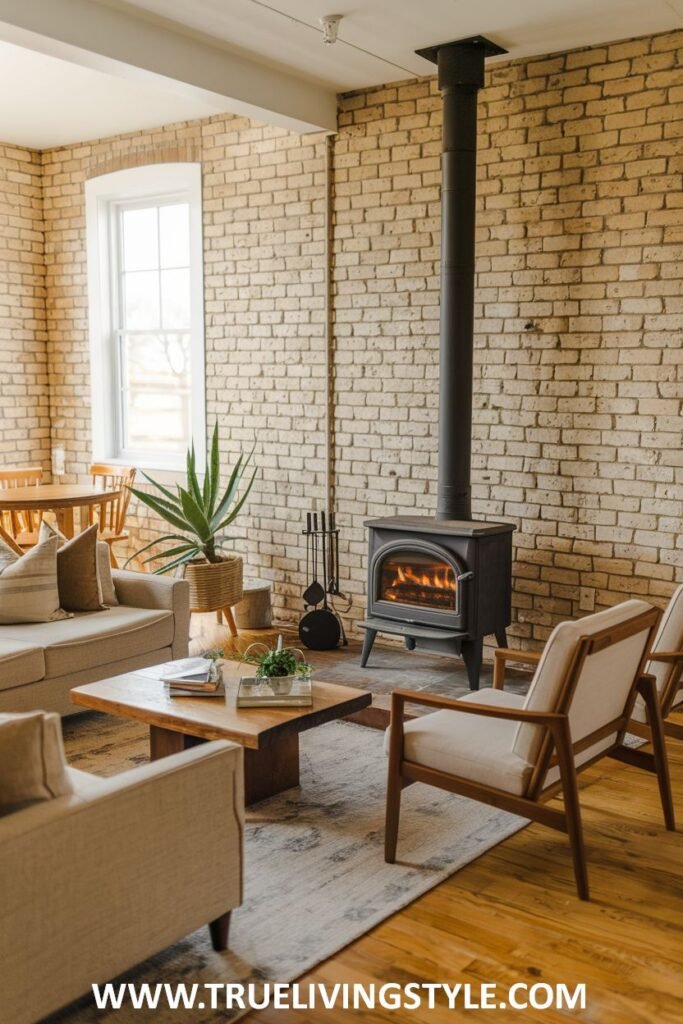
top-left (127, 424), bottom-right (256, 616)
top-left (243, 638), bottom-right (312, 695)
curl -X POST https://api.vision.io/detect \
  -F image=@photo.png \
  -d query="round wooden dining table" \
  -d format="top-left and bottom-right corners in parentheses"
top-left (0, 484), bottom-right (121, 538)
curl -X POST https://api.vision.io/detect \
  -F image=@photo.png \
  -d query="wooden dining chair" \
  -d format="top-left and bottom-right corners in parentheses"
top-left (494, 584), bottom-right (683, 743)
top-left (385, 601), bottom-right (674, 900)
top-left (88, 464), bottom-right (137, 567)
top-left (0, 466), bottom-right (44, 548)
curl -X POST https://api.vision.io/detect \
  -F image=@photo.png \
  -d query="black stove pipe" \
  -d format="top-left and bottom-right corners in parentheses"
top-left (416, 37), bottom-right (507, 521)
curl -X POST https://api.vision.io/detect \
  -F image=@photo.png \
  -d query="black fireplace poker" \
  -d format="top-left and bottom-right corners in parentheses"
top-left (415, 36), bottom-right (507, 522)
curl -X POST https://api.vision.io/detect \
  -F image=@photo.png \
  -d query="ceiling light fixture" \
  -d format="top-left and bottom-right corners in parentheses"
top-left (320, 14), bottom-right (342, 45)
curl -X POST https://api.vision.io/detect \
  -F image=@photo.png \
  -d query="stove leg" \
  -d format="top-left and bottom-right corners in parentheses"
top-left (495, 628), bottom-right (508, 648)
top-left (360, 628), bottom-right (377, 668)
top-left (462, 639), bottom-right (482, 690)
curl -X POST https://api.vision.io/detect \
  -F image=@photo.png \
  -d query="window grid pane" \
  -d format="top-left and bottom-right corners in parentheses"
top-left (118, 332), bottom-right (192, 455)
top-left (115, 198), bottom-right (194, 459)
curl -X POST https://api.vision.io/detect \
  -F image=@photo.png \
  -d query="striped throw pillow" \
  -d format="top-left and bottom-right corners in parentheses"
top-left (0, 536), bottom-right (68, 624)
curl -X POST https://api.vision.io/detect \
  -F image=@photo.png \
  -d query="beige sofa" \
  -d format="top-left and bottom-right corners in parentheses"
top-left (0, 569), bottom-right (190, 715)
top-left (0, 739), bottom-right (244, 1024)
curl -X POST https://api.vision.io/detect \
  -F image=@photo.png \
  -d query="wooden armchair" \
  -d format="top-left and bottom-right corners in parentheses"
top-left (494, 584), bottom-right (683, 742)
top-left (385, 600), bottom-right (674, 900)
top-left (0, 466), bottom-right (43, 548)
top-left (88, 463), bottom-right (136, 567)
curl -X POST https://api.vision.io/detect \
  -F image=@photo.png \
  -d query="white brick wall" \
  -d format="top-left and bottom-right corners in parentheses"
top-left (1, 29), bottom-right (681, 653)
top-left (0, 144), bottom-right (50, 469)
top-left (334, 30), bottom-right (683, 649)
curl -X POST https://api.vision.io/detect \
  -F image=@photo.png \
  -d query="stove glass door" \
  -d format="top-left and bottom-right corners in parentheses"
top-left (378, 550), bottom-right (457, 612)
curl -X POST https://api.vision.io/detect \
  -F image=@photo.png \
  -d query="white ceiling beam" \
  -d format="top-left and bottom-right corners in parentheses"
top-left (0, 0), bottom-right (337, 134)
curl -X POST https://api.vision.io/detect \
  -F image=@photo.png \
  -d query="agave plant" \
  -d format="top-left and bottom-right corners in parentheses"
top-left (127, 425), bottom-right (256, 574)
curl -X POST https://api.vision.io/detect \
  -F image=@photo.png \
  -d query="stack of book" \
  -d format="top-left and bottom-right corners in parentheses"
top-left (160, 658), bottom-right (224, 698)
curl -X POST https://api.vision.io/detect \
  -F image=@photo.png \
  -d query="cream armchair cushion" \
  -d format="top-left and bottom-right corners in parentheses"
top-left (0, 711), bottom-right (73, 814)
top-left (514, 599), bottom-right (653, 763)
top-left (384, 689), bottom-right (533, 795)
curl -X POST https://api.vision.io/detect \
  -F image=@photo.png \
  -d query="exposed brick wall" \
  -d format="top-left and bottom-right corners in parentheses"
top-left (335, 30), bottom-right (683, 648)
top-left (0, 144), bottom-right (50, 469)
top-left (41, 118), bottom-right (327, 625)
top-left (14, 28), bottom-right (683, 651)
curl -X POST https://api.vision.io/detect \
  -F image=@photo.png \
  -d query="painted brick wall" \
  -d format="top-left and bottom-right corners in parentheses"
top-left (41, 117), bottom-right (327, 624)
top-left (28, 28), bottom-right (683, 651)
top-left (335, 30), bottom-right (683, 648)
top-left (0, 143), bottom-right (50, 469)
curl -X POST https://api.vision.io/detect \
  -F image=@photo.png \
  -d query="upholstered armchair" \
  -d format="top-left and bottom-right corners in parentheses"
top-left (494, 584), bottom-right (683, 742)
top-left (385, 600), bottom-right (675, 900)
top-left (0, 736), bottom-right (244, 1024)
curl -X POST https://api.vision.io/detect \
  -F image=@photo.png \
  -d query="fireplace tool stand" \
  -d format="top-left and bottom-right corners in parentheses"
top-left (299, 510), bottom-right (349, 651)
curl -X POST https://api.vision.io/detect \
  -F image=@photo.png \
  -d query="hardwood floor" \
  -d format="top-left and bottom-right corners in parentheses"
top-left (192, 618), bottom-right (683, 1022)
top-left (246, 731), bottom-right (683, 1023)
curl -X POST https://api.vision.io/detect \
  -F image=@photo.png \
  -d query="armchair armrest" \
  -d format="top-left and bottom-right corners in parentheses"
top-left (493, 646), bottom-right (542, 690)
top-left (112, 568), bottom-right (190, 658)
top-left (390, 688), bottom-right (563, 726)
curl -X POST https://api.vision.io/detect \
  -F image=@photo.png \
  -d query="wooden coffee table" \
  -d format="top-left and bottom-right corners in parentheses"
top-left (70, 660), bottom-right (371, 805)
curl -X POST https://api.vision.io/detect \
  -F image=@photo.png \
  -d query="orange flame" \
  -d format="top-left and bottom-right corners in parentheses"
top-left (384, 563), bottom-right (455, 603)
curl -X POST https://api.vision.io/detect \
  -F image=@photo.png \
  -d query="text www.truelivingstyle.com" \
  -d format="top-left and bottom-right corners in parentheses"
top-left (92, 981), bottom-right (587, 1013)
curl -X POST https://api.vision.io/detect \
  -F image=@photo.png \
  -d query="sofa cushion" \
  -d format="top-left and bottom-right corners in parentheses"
top-left (384, 688), bottom-right (534, 797)
top-left (0, 639), bottom-right (46, 692)
top-left (0, 606), bottom-right (174, 677)
top-left (0, 711), bottom-right (73, 816)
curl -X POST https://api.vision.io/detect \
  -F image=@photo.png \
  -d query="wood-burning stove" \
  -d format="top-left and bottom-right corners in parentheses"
top-left (361, 516), bottom-right (514, 689)
top-left (360, 37), bottom-right (514, 690)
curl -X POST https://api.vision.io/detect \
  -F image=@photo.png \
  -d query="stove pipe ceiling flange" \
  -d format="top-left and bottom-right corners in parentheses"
top-left (416, 36), bottom-right (507, 521)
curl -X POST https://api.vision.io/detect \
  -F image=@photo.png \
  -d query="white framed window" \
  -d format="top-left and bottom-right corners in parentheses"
top-left (86, 163), bottom-right (205, 473)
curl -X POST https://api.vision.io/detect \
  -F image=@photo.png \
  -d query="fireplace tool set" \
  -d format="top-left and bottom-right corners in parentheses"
top-left (299, 511), bottom-right (348, 651)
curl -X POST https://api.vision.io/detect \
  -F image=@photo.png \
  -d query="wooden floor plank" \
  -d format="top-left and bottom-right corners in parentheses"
top-left (247, 714), bottom-right (683, 1024)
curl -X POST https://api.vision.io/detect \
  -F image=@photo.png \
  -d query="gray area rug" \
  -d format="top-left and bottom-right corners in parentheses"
top-left (49, 718), bottom-right (528, 1023)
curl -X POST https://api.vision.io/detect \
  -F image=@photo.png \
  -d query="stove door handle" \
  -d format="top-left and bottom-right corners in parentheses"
top-left (456, 571), bottom-right (474, 583)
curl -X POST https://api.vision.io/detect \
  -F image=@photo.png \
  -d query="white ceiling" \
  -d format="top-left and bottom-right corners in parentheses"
top-left (123, 0), bottom-right (683, 90)
top-left (0, 39), bottom-right (219, 149)
top-left (0, 0), bottom-right (682, 148)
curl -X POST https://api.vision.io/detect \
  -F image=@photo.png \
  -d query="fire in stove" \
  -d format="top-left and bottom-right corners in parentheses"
top-left (380, 554), bottom-right (456, 610)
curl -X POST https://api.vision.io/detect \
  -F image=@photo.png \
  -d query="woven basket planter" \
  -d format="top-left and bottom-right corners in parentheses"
top-left (183, 555), bottom-right (244, 612)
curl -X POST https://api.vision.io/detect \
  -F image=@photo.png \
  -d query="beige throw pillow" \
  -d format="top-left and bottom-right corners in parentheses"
top-left (0, 711), bottom-right (74, 816)
top-left (0, 535), bottom-right (67, 624)
top-left (39, 521), bottom-right (106, 613)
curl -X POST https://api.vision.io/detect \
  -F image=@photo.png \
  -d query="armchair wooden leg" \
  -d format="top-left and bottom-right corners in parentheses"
top-left (108, 544), bottom-right (119, 569)
top-left (385, 694), bottom-right (406, 864)
top-left (640, 677), bottom-right (676, 831)
top-left (384, 764), bottom-right (402, 864)
top-left (554, 720), bottom-right (589, 900)
top-left (209, 911), bottom-right (232, 951)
